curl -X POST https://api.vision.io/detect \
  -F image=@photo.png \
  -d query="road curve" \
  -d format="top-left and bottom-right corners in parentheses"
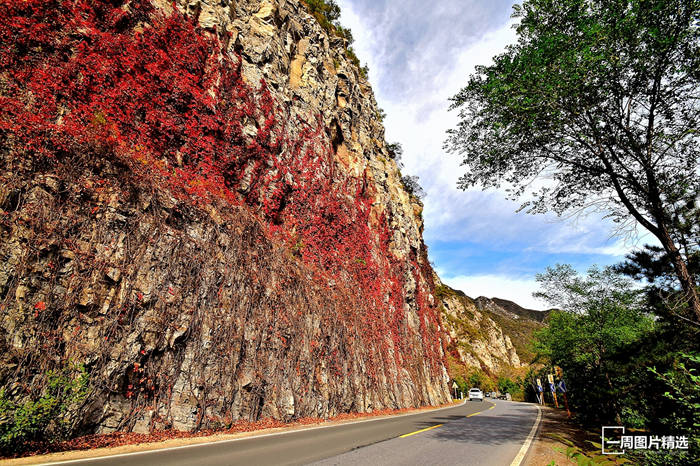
top-left (313, 399), bottom-right (540, 466)
top-left (45, 400), bottom-right (539, 466)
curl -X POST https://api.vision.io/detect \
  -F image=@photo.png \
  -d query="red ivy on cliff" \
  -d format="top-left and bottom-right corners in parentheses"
top-left (0, 0), bottom-right (444, 378)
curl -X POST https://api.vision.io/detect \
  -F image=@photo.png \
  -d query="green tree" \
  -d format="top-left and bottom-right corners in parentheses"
top-left (616, 243), bottom-right (700, 327)
top-left (532, 265), bottom-right (654, 424)
top-left (446, 0), bottom-right (700, 322)
top-left (468, 368), bottom-right (488, 389)
top-left (497, 376), bottom-right (522, 395)
top-left (644, 352), bottom-right (700, 464)
top-left (302, 0), bottom-right (341, 30)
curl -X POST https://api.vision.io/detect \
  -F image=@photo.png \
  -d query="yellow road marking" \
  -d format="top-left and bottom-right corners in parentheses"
top-left (399, 424), bottom-right (443, 438)
top-left (466, 402), bottom-right (496, 417)
top-left (401, 402), bottom-right (495, 438)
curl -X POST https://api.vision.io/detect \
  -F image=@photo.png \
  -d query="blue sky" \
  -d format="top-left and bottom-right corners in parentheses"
top-left (337, 0), bottom-right (652, 309)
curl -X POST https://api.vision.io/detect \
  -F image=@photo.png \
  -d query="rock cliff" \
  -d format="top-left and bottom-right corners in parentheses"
top-left (0, 0), bottom-right (450, 437)
top-left (437, 278), bottom-right (549, 379)
top-left (472, 296), bottom-right (550, 365)
top-left (437, 280), bottom-right (522, 374)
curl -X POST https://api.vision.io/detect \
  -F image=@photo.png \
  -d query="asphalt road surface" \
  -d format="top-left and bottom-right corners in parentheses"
top-left (48, 399), bottom-right (540, 466)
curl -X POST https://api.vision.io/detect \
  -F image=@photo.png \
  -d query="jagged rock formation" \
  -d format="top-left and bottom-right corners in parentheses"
top-left (473, 297), bottom-right (550, 365)
top-left (437, 280), bottom-right (521, 373)
top-left (437, 279), bottom-right (548, 375)
top-left (0, 0), bottom-right (450, 436)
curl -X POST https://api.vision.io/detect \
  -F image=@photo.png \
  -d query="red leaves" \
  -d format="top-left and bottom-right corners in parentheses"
top-left (1, 0), bottom-right (447, 415)
top-left (1, 0), bottom-right (263, 207)
top-left (33, 301), bottom-right (47, 318)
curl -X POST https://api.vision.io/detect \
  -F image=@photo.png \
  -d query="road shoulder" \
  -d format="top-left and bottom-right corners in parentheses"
top-left (524, 405), bottom-right (606, 466)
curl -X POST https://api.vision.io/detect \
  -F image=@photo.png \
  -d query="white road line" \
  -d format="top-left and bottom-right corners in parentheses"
top-left (41, 401), bottom-right (467, 465)
top-left (509, 404), bottom-right (542, 466)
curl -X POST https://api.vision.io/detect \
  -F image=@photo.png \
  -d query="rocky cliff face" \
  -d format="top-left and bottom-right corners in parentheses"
top-left (437, 278), bottom-right (550, 380)
top-left (437, 280), bottom-right (522, 374)
top-left (472, 297), bottom-right (549, 365)
top-left (0, 0), bottom-right (449, 436)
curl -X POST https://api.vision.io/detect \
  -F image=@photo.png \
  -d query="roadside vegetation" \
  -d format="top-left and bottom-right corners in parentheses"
top-left (0, 363), bottom-right (88, 454)
top-left (528, 260), bottom-right (698, 464)
top-left (448, 0), bottom-right (699, 464)
top-left (449, 362), bottom-right (528, 402)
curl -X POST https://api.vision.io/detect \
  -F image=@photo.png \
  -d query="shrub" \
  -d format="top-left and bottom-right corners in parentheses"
top-left (497, 376), bottom-right (522, 396)
top-left (301, 0), bottom-right (341, 31)
top-left (0, 363), bottom-right (89, 454)
top-left (400, 175), bottom-right (426, 199)
top-left (644, 352), bottom-right (700, 464)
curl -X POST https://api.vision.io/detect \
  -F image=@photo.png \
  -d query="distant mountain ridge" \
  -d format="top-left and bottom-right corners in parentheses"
top-left (474, 297), bottom-right (551, 323)
top-left (437, 279), bottom-right (550, 376)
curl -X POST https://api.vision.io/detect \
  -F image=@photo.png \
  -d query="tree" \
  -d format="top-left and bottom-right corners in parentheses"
top-left (616, 243), bottom-right (700, 326)
top-left (497, 376), bottom-right (521, 395)
top-left (302, 0), bottom-right (341, 27)
top-left (400, 175), bottom-right (426, 199)
top-left (532, 265), bottom-right (654, 424)
top-left (446, 0), bottom-right (700, 321)
top-left (648, 352), bottom-right (700, 463)
top-left (468, 369), bottom-right (488, 389)
top-left (386, 142), bottom-right (404, 167)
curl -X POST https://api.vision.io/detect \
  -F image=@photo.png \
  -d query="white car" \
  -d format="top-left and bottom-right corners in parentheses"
top-left (468, 388), bottom-right (484, 401)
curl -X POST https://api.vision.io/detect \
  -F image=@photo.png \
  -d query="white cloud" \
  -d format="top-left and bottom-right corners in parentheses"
top-left (439, 273), bottom-right (549, 310)
top-left (338, 1), bottom-right (653, 303)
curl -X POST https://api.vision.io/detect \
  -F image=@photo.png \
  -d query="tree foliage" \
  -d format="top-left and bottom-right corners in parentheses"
top-left (302, 0), bottom-right (341, 26)
top-left (446, 0), bottom-right (700, 321)
top-left (616, 244), bottom-right (700, 326)
top-left (650, 352), bottom-right (700, 432)
top-left (497, 376), bottom-right (522, 396)
top-left (532, 262), bottom-right (699, 465)
top-left (401, 175), bottom-right (426, 199)
top-left (533, 265), bottom-right (654, 424)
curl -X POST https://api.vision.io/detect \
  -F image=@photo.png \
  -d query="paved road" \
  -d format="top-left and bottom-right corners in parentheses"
top-left (313, 400), bottom-right (540, 466)
top-left (48, 400), bottom-right (540, 466)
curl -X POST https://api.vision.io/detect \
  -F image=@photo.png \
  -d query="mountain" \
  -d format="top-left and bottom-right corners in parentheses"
top-left (472, 297), bottom-right (550, 365)
top-left (0, 0), bottom-right (450, 438)
top-left (437, 281), bottom-right (548, 377)
top-left (475, 297), bottom-right (551, 323)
